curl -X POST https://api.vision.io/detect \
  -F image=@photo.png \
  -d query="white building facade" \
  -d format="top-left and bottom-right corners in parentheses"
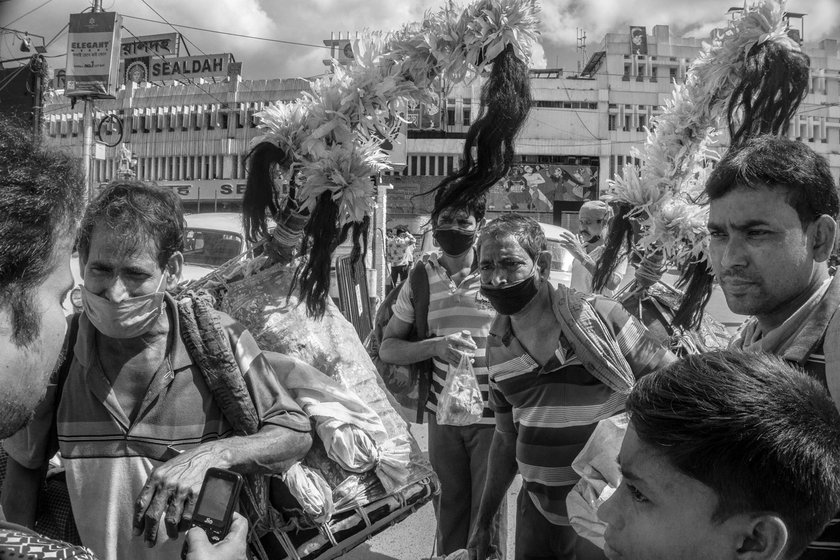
top-left (41, 24), bottom-right (840, 228)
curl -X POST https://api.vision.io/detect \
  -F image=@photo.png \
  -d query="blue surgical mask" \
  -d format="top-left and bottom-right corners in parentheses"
top-left (82, 274), bottom-right (167, 339)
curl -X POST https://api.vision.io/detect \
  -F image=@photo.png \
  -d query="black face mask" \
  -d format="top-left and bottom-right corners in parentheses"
top-left (435, 229), bottom-right (476, 256)
top-left (480, 273), bottom-right (541, 316)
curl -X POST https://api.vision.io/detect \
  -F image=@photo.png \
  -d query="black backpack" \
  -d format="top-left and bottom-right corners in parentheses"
top-left (364, 261), bottom-right (432, 423)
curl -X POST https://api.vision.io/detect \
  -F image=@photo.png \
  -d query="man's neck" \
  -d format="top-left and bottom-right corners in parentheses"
top-left (756, 265), bottom-right (831, 333)
top-left (583, 236), bottom-right (603, 253)
top-left (96, 308), bottom-right (171, 363)
top-left (510, 283), bottom-right (559, 363)
top-left (439, 248), bottom-right (474, 276)
top-left (510, 282), bottom-right (553, 332)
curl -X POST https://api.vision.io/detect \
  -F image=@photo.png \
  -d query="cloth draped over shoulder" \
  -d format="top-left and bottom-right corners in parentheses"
top-left (550, 285), bottom-right (636, 394)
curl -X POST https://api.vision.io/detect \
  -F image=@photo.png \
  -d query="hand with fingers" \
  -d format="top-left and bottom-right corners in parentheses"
top-left (466, 524), bottom-right (492, 560)
top-left (184, 512), bottom-right (248, 560)
top-left (556, 229), bottom-right (587, 261)
top-left (133, 444), bottom-right (222, 547)
top-left (435, 330), bottom-right (477, 367)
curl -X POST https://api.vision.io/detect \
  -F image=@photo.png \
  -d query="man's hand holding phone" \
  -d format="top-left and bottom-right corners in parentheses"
top-left (133, 444), bottom-right (223, 546)
top-left (185, 512), bottom-right (248, 560)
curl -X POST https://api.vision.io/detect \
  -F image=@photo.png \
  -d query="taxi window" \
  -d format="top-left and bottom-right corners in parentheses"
top-left (547, 240), bottom-right (572, 272)
top-left (184, 229), bottom-right (244, 267)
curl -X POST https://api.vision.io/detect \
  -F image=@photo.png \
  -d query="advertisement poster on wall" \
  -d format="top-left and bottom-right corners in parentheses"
top-left (486, 163), bottom-right (600, 213)
top-left (65, 11), bottom-right (122, 97)
top-left (630, 26), bottom-right (648, 55)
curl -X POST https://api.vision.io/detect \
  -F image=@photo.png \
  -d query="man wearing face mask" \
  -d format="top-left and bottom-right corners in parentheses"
top-left (379, 189), bottom-right (506, 559)
top-left (3, 181), bottom-right (312, 560)
top-left (558, 201), bottom-right (626, 296)
top-left (467, 214), bottom-right (674, 560)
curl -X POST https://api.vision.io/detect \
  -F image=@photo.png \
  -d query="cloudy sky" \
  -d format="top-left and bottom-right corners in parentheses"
top-left (2, 0), bottom-right (839, 80)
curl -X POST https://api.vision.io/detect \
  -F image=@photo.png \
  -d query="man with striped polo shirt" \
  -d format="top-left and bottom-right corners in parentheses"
top-left (3, 182), bottom-right (312, 560)
top-left (469, 214), bottom-right (674, 560)
top-left (380, 191), bottom-right (505, 558)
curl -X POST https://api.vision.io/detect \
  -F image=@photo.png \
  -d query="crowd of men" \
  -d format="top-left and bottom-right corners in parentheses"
top-left (2, 111), bottom-right (840, 560)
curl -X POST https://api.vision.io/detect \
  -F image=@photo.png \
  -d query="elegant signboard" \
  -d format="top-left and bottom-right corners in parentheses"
top-left (120, 33), bottom-right (179, 59)
top-left (65, 11), bottom-right (122, 97)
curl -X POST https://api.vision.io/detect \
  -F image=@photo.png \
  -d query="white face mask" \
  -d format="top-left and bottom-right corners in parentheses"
top-left (81, 273), bottom-right (167, 339)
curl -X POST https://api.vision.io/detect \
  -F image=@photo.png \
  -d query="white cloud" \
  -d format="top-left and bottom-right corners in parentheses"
top-left (2, 0), bottom-right (837, 80)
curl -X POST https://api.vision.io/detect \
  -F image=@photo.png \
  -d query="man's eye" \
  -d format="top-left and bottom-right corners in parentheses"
top-left (747, 230), bottom-right (769, 238)
top-left (708, 231), bottom-right (727, 239)
top-left (627, 483), bottom-right (649, 504)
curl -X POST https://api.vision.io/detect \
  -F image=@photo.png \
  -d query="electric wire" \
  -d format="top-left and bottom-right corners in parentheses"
top-left (0, 0), bottom-right (57, 29)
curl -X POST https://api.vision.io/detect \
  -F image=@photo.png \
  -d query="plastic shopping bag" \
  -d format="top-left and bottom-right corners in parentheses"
top-left (566, 413), bottom-right (628, 549)
top-left (436, 350), bottom-right (483, 426)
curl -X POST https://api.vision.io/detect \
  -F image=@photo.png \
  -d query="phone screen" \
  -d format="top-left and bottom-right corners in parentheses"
top-left (196, 477), bottom-right (234, 520)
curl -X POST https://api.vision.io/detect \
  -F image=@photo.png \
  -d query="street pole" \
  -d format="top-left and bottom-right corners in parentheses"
top-left (83, 98), bottom-right (94, 200)
top-left (83, 0), bottom-right (103, 201)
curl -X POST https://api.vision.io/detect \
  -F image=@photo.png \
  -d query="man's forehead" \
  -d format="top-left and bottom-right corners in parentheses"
top-left (479, 234), bottom-right (529, 259)
top-left (438, 208), bottom-right (473, 221)
top-left (708, 183), bottom-right (798, 222)
top-left (87, 224), bottom-right (158, 262)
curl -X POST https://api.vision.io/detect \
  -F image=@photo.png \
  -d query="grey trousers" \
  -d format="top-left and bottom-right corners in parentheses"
top-left (428, 413), bottom-right (506, 558)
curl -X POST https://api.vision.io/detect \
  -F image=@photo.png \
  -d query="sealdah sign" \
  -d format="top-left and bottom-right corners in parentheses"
top-left (150, 54), bottom-right (231, 80)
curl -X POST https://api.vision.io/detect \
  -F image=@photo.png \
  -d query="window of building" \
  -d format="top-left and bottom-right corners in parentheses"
top-left (419, 156), bottom-right (427, 175)
top-left (447, 156), bottom-right (454, 175)
top-left (624, 115), bottom-right (632, 131)
top-left (608, 114), bottom-right (617, 131)
top-left (463, 108), bottom-right (471, 125)
top-left (638, 114), bottom-right (647, 131)
top-left (410, 155), bottom-right (418, 176)
top-left (669, 67), bottom-right (677, 82)
top-left (623, 64), bottom-right (631, 80)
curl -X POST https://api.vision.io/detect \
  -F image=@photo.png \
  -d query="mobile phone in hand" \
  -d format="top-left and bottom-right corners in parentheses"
top-left (180, 468), bottom-right (243, 559)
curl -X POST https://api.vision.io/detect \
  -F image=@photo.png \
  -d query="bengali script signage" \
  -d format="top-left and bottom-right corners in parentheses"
top-left (121, 33), bottom-right (179, 59)
top-left (65, 11), bottom-right (122, 97)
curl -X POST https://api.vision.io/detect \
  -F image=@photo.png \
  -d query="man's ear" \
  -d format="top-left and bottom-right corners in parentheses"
top-left (734, 514), bottom-right (788, 560)
top-left (478, 217), bottom-right (487, 230)
top-left (164, 251), bottom-right (184, 290)
top-left (810, 215), bottom-right (837, 263)
top-left (537, 250), bottom-right (552, 279)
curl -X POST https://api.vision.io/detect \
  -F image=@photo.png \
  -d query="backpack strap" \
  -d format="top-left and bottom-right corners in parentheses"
top-left (409, 261), bottom-right (430, 340)
top-left (48, 313), bottom-right (81, 459)
top-left (823, 306), bottom-right (840, 413)
top-left (56, 313), bottom-right (81, 398)
top-left (408, 261), bottom-right (432, 424)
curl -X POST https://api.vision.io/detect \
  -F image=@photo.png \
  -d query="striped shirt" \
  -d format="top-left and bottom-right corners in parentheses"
top-left (4, 295), bottom-right (310, 560)
top-left (487, 288), bottom-right (672, 525)
top-left (392, 253), bottom-right (497, 424)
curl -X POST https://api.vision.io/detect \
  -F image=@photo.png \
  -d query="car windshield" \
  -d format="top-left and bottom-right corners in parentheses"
top-left (183, 228), bottom-right (244, 267)
top-left (547, 240), bottom-right (571, 272)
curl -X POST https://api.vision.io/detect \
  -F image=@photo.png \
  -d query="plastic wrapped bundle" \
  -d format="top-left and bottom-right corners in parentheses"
top-left (182, 257), bottom-right (437, 559)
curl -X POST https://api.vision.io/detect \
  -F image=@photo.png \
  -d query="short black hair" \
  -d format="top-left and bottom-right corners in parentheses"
top-left (0, 117), bottom-right (84, 346)
top-left (705, 135), bottom-right (839, 223)
top-left (478, 213), bottom-right (545, 260)
top-left (78, 181), bottom-right (185, 269)
top-left (627, 351), bottom-right (840, 558)
top-left (433, 183), bottom-right (487, 224)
